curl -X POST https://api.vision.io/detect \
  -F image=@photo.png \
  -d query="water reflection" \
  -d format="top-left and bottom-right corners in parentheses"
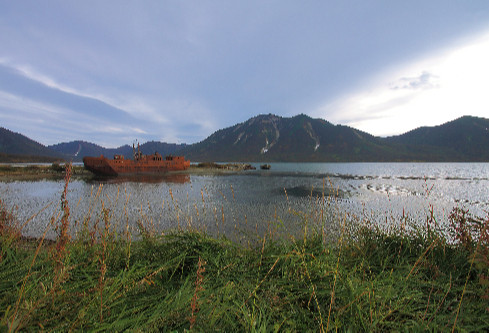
top-left (1, 163), bottom-right (488, 241)
top-left (89, 173), bottom-right (191, 184)
top-left (279, 185), bottom-right (346, 198)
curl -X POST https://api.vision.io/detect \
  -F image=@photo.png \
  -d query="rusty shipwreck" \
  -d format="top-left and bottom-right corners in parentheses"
top-left (83, 143), bottom-right (190, 176)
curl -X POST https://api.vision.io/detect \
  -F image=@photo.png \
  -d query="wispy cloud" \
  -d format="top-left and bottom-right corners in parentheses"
top-left (0, 57), bottom-right (215, 145)
top-left (0, 89), bottom-right (152, 145)
top-left (390, 71), bottom-right (440, 90)
top-left (0, 59), bottom-right (167, 123)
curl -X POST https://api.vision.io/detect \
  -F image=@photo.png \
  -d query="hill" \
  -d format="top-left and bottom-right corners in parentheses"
top-left (0, 127), bottom-right (64, 162)
top-left (182, 114), bottom-right (400, 162)
top-left (137, 141), bottom-right (188, 158)
top-left (182, 114), bottom-right (489, 162)
top-left (384, 116), bottom-right (489, 161)
top-left (48, 141), bottom-right (187, 162)
top-left (0, 129), bottom-right (187, 163)
top-left (48, 141), bottom-right (132, 162)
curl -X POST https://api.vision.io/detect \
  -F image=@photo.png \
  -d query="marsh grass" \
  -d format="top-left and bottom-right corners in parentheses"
top-left (1, 167), bottom-right (489, 331)
top-left (0, 164), bottom-right (90, 182)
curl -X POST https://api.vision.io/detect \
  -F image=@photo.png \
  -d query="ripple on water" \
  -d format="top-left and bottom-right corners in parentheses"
top-left (1, 163), bottom-right (488, 239)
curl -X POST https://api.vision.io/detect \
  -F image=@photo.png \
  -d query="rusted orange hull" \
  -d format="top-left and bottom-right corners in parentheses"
top-left (83, 153), bottom-right (190, 176)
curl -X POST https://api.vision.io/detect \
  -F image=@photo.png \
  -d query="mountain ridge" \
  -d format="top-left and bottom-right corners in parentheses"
top-left (48, 141), bottom-right (188, 162)
top-left (181, 114), bottom-right (489, 162)
top-left (181, 113), bottom-right (389, 161)
top-left (384, 115), bottom-right (489, 161)
top-left (0, 127), bottom-right (64, 162)
top-left (1, 115), bottom-right (488, 162)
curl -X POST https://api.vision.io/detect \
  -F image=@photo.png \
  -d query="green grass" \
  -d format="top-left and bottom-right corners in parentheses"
top-left (1, 167), bottom-right (489, 331)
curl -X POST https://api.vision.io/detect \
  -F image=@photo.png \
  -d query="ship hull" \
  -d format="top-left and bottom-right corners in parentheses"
top-left (83, 154), bottom-right (190, 176)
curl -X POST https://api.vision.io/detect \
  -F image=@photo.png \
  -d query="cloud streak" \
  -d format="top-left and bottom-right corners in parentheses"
top-left (390, 71), bottom-right (440, 90)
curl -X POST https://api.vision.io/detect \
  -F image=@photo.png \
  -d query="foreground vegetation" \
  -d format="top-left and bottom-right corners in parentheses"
top-left (1, 166), bottom-right (488, 331)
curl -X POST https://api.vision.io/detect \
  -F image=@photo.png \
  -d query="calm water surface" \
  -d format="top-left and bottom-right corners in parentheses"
top-left (1, 163), bottom-right (488, 240)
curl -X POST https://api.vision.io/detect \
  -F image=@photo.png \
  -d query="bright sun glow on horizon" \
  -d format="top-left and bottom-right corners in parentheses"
top-left (314, 30), bottom-right (489, 137)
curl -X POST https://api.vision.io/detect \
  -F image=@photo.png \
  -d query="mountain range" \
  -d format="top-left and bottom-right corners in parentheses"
top-left (183, 114), bottom-right (489, 162)
top-left (48, 141), bottom-right (187, 162)
top-left (1, 114), bottom-right (489, 162)
top-left (0, 127), bottom-right (62, 163)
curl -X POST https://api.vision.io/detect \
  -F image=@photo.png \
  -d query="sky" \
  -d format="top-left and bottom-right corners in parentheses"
top-left (1, 1), bottom-right (489, 148)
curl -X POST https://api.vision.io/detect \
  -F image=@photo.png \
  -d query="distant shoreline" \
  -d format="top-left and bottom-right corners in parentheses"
top-left (0, 162), bottom-right (257, 181)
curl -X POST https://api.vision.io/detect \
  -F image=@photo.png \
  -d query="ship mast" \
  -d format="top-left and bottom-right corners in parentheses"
top-left (133, 140), bottom-right (142, 161)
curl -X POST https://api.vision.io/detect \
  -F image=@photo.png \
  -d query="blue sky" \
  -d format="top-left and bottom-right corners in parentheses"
top-left (1, 1), bottom-right (489, 148)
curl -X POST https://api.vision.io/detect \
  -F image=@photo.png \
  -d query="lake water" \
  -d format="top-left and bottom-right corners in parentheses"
top-left (1, 163), bottom-right (488, 241)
